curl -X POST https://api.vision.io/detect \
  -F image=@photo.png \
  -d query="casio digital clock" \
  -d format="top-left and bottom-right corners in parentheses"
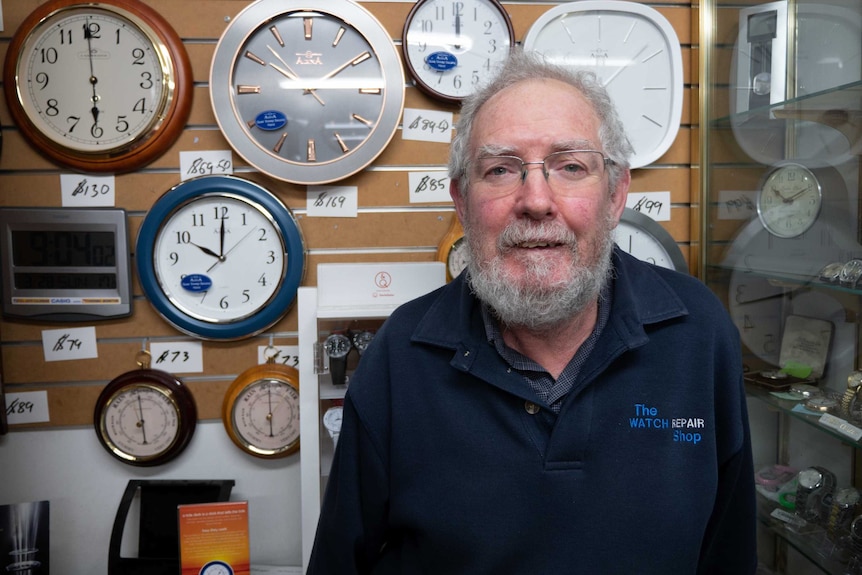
top-left (0, 207), bottom-right (132, 320)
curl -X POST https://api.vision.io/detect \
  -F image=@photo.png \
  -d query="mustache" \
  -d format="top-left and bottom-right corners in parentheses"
top-left (497, 221), bottom-right (578, 250)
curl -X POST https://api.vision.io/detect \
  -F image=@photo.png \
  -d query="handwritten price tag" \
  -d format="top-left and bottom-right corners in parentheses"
top-left (149, 341), bottom-right (203, 374)
top-left (717, 190), bottom-right (756, 220)
top-left (258, 345), bottom-right (300, 369)
top-left (61, 174), bottom-right (116, 207)
top-left (402, 108), bottom-right (454, 143)
top-left (307, 186), bottom-right (358, 218)
top-left (625, 191), bottom-right (671, 221)
top-left (409, 171), bottom-right (451, 203)
top-left (180, 150), bottom-right (233, 181)
top-left (42, 326), bottom-right (98, 362)
top-left (6, 391), bottom-right (50, 425)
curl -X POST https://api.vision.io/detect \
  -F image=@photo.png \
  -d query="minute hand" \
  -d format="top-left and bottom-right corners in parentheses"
top-left (600, 44), bottom-right (648, 87)
top-left (318, 52), bottom-right (372, 83)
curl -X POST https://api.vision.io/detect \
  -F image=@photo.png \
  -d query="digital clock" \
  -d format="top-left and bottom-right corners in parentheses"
top-left (0, 207), bottom-right (132, 320)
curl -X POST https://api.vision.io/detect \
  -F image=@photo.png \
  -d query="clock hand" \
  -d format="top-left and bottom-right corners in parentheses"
top-left (267, 46), bottom-right (326, 105)
top-left (219, 217), bottom-right (226, 257)
top-left (83, 18), bottom-right (101, 125)
top-left (454, 12), bottom-right (462, 49)
top-left (206, 226), bottom-right (257, 272)
top-left (189, 241), bottom-right (221, 260)
top-left (267, 387), bottom-right (274, 437)
top-left (319, 51), bottom-right (372, 83)
top-left (137, 394), bottom-right (149, 445)
top-left (784, 185), bottom-right (813, 202)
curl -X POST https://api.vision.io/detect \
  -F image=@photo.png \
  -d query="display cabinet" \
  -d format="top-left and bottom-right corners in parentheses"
top-left (297, 263), bottom-right (445, 571)
top-left (701, 0), bottom-right (862, 572)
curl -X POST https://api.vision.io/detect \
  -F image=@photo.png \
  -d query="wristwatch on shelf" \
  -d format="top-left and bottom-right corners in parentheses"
top-left (819, 261), bottom-right (845, 283)
top-left (323, 404), bottom-right (343, 449)
top-left (805, 395), bottom-right (838, 414)
top-left (840, 259), bottom-right (862, 288)
top-left (323, 332), bottom-right (352, 386)
top-left (350, 330), bottom-right (375, 356)
top-left (828, 487), bottom-right (861, 537)
top-left (795, 466), bottom-right (836, 522)
top-left (841, 371), bottom-right (862, 414)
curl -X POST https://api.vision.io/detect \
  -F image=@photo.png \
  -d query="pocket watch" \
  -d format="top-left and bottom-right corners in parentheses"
top-left (614, 208), bottom-right (687, 272)
top-left (222, 352), bottom-right (300, 459)
top-left (402, 0), bottom-right (515, 104)
top-left (136, 175), bottom-right (306, 340)
top-left (210, 0), bottom-right (405, 185)
top-left (522, 1), bottom-right (683, 169)
top-left (3, 0), bottom-right (192, 173)
top-left (93, 351), bottom-right (197, 466)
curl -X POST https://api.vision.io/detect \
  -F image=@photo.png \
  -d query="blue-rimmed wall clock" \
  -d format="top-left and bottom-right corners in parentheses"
top-left (136, 175), bottom-right (305, 340)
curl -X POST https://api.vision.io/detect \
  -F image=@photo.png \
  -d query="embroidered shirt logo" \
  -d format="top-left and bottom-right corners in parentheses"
top-left (629, 403), bottom-right (705, 444)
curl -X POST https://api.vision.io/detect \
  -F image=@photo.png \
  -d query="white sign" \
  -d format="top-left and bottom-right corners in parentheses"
top-left (180, 150), bottom-right (233, 180)
top-left (258, 345), bottom-right (300, 369)
top-left (408, 171), bottom-right (451, 203)
top-left (625, 191), bottom-right (671, 221)
top-left (42, 326), bottom-right (98, 362)
top-left (717, 190), bottom-right (757, 220)
top-left (61, 174), bottom-right (115, 207)
top-left (402, 108), bottom-right (453, 143)
top-left (5, 391), bottom-right (50, 425)
top-left (307, 186), bottom-right (358, 218)
top-left (149, 341), bottom-right (204, 374)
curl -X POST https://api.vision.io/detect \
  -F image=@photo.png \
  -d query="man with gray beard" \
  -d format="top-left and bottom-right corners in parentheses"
top-left (308, 49), bottom-right (757, 575)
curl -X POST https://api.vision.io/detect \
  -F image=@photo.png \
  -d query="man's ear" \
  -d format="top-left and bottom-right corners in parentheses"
top-left (450, 179), bottom-right (467, 223)
top-left (609, 170), bottom-right (631, 226)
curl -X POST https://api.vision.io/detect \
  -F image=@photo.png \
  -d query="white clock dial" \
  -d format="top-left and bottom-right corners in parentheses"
top-left (447, 236), bottom-right (469, 279)
top-left (756, 163), bottom-right (822, 238)
top-left (153, 193), bottom-right (286, 325)
top-left (613, 208), bottom-right (686, 272)
top-left (402, 0), bottom-right (515, 103)
top-left (523, 1), bottom-right (683, 168)
top-left (231, 379), bottom-right (300, 454)
top-left (102, 383), bottom-right (180, 459)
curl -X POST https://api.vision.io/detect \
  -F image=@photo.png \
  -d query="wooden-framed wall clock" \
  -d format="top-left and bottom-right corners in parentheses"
top-left (136, 175), bottom-right (306, 340)
top-left (94, 351), bottom-right (197, 466)
top-left (522, 1), bottom-right (684, 169)
top-left (3, 0), bottom-right (192, 174)
top-left (222, 351), bottom-right (301, 459)
top-left (436, 215), bottom-right (468, 281)
top-left (402, 0), bottom-right (515, 104)
top-left (210, 0), bottom-right (405, 185)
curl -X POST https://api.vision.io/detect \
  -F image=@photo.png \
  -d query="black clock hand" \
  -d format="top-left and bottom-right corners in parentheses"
top-left (267, 387), bottom-right (274, 437)
top-left (84, 19), bottom-right (101, 124)
top-left (189, 241), bottom-right (221, 260)
top-left (454, 12), bottom-right (462, 49)
top-left (219, 217), bottom-right (226, 257)
top-left (206, 227), bottom-right (257, 272)
top-left (137, 394), bottom-right (149, 445)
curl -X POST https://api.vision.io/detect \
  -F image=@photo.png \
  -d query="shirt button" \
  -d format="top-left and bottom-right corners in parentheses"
top-left (524, 401), bottom-right (540, 414)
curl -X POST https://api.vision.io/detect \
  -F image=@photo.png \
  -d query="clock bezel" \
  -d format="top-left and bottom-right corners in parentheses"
top-left (615, 208), bottom-right (687, 272)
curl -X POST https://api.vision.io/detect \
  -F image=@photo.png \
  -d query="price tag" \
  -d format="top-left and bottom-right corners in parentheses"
top-left (819, 413), bottom-right (862, 441)
top-left (402, 108), bottom-right (454, 143)
top-left (717, 190), bottom-right (757, 220)
top-left (42, 326), bottom-right (98, 362)
top-left (258, 345), bottom-right (299, 369)
top-left (61, 174), bottom-right (116, 207)
top-left (5, 391), bottom-right (50, 425)
top-left (149, 341), bottom-right (203, 374)
top-left (625, 191), bottom-right (671, 221)
top-left (408, 171), bottom-right (451, 203)
top-left (306, 186), bottom-right (358, 218)
top-left (180, 150), bottom-right (233, 181)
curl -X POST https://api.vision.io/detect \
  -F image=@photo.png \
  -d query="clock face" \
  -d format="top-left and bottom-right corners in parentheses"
top-left (200, 561), bottom-right (233, 575)
top-left (3, 0), bottom-right (192, 173)
top-left (613, 208), bottom-right (686, 271)
top-left (228, 376), bottom-right (300, 458)
top-left (402, 0), bottom-right (515, 103)
top-left (447, 236), bottom-right (469, 280)
top-left (136, 176), bottom-right (305, 340)
top-left (210, 0), bottom-right (405, 184)
top-left (323, 405), bottom-right (343, 432)
top-left (727, 270), bottom-right (784, 368)
top-left (324, 333), bottom-right (352, 359)
top-left (756, 163), bottom-right (822, 238)
top-left (94, 368), bottom-right (197, 466)
top-left (522, 1), bottom-right (683, 168)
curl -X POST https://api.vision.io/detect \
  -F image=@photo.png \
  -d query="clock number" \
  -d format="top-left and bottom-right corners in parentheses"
top-left (40, 48), bottom-right (58, 64)
top-left (140, 71), bottom-right (153, 90)
top-left (133, 98), bottom-right (147, 115)
top-left (35, 72), bottom-right (49, 90)
top-left (116, 116), bottom-right (129, 133)
top-left (131, 48), bottom-right (146, 66)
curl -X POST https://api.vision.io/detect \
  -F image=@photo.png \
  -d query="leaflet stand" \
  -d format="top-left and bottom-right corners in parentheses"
top-left (108, 479), bottom-right (235, 575)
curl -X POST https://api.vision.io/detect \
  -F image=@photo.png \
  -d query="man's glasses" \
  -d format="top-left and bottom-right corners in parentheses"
top-left (471, 150), bottom-right (615, 196)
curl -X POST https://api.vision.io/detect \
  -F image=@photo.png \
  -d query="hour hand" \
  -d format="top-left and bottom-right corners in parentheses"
top-left (189, 241), bottom-right (221, 260)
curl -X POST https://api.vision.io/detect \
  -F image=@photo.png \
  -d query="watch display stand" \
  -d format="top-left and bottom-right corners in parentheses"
top-left (297, 262), bottom-right (445, 570)
top-left (108, 479), bottom-right (234, 575)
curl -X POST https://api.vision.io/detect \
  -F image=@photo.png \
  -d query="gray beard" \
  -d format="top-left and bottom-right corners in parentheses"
top-left (466, 219), bottom-right (615, 332)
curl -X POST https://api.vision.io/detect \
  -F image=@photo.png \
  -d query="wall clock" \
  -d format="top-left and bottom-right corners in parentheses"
top-left (94, 352), bottom-right (197, 466)
top-left (3, 0), bottom-right (192, 173)
top-left (522, 1), bottom-right (683, 169)
top-left (436, 215), bottom-right (468, 281)
top-left (402, 0), bottom-right (515, 104)
top-left (756, 162), bottom-right (822, 238)
top-left (222, 355), bottom-right (300, 459)
top-left (136, 175), bottom-right (306, 340)
top-left (210, 0), bottom-right (405, 185)
top-left (614, 208), bottom-right (686, 272)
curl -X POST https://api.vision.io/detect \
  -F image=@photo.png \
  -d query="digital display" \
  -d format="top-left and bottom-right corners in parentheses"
top-left (14, 272), bottom-right (118, 290)
top-left (12, 230), bottom-right (116, 268)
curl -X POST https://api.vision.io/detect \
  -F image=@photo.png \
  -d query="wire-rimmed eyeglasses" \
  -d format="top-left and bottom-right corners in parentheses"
top-left (471, 150), bottom-right (615, 195)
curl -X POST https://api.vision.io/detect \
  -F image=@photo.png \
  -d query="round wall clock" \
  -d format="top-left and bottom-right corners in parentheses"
top-left (3, 0), bottom-right (192, 173)
top-left (94, 353), bottom-right (197, 466)
top-left (402, 0), bottom-right (515, 104)
top-left (210, 0), bottom-right (405, 185)
top-left (436, 215), bottom-right (468, 281)
top-left (756, 162), bottom-right (823, 239)
top-left (136, 175), bottom-right (306, 340)
top-left (222, 357), bottom-right (300, 459)
top-left (614, 208), bottom-right (687, 272)
top-left (522, 1), bottom-right (683, 169)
